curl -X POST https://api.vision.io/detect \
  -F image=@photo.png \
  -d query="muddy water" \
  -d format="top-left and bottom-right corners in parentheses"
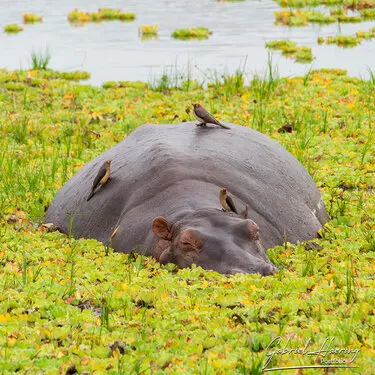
top-left (1, 0), bottom-right (374, 85)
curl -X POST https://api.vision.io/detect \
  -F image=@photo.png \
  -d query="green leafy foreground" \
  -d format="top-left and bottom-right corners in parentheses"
top-left (0, 67), bottom-right (374, 374)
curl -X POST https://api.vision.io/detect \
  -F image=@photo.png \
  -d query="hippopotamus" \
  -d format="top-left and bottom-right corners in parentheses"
top-left (45, 122), bottom-right (328, 275)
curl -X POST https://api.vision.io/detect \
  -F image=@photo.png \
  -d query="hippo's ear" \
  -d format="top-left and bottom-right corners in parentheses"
top-left (152, 216), bottom-right (173, 241)
top-left (247, 220), bottom-right (260, 241)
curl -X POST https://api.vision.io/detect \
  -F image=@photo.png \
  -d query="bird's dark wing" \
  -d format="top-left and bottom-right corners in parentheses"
top-left (196, 106), bottom-right (222, 125)
top-left (92, 163), bottom-right (107, 189)
top-left (86, 190), bottom-right (95, 201)
top-left (226, 195), bottom-right (238, 214)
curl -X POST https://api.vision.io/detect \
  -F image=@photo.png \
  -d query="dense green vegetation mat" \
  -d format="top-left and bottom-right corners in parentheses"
top-left (0, 68), bottom-right (374, 374)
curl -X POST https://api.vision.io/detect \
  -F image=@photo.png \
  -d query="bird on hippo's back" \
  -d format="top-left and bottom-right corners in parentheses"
top-left (219, 187), bottom-right (238, 214)
top-left (192, 103), bottom-right (230, 129)
top-left (87, 160), bottom-right (112, 201)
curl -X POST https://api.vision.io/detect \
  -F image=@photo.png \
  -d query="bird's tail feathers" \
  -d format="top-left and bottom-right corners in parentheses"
top-left (219, 122), bottom-right (230, 129)
top-left (86, 190), bottom-right (95, 201)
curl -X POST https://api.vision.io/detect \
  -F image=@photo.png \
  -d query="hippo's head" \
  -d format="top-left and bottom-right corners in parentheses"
top-left (151, 208), bottom-right (277, 276)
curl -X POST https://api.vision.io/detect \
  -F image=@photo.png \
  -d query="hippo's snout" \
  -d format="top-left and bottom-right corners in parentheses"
top-left (266, 264), bottom-right (278, 275)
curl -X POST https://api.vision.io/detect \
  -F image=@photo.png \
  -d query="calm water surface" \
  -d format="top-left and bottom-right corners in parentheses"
top-left (1, 0), bottom-right (375, 85)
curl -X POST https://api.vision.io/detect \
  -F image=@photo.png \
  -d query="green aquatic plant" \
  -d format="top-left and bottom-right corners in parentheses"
top-left (318, 26), bottom-right (375, 47)
top-left (57, 71), bottom-right (91, 81)
top-left (337, 14), bottom-right (363, 22)
top-left (360, 8), bottom-right (375, 18)
top-left (221, 69), bottom-right (246, 96)
top-left (306, 11), bottom-right (337, 23)
top-left (30, 48), bottom-right (51, 70)
top-left (295, 49), bottom-right (314, 62)
top-left (329, 8), bottom-right (348, 16)
top-left (344, 0), bottom-right (375, 10)
top-left (67, 9), bottom-right (91, 23)
top-left (22, 13), bottom-right (43, 23)
top-left (207, 68), bottom-right (246, 98)
top-left (318, 35), bottom-right (360, 47)
top-left (275, 8), bottom-right (364, 26)
top-left (275, 0), bottom-right (375, 7)
top-left (275, 10), bottom-right (309, 25)
top-left (275, 0), bottom-right (342, 7)
top-left (266, 39), bottom-right (297, 50)
top-left (138, 25), bottom-right (158, 38)
top-left (172, 27), bottom-right (212, 40)
top-left (67, 8), bottom-right (135, 24)
top-left (102, 81), bottom-right (148, 89)
top-left (1, 69), bottom-right (90, 85)
top-left (99, 8), bottom-right (135, 21)
top-left (275, 9), bottom-right (338, 26)
top-left (266, 40), bottom-right (314, 63)
top-left (147, 61), bottom-right (200, 92)
top-left (148, 73), bottom-right (175, 92)
top-left (356, 26), bottom-right (375, 39)
top-left (276, 0), bottom-right (312, 6)
top-left (4, 24), bottom-right (23, 33)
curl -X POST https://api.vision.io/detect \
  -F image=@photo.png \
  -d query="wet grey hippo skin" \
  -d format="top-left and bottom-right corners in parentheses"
top-left (45, 122), bottom-right (328, 275)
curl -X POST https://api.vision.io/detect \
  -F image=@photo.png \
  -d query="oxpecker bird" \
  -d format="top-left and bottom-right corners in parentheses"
top-left (87, 160), bottom-right (112, 201)
top-left (219, 188), bottom-right (238, 214)
top-left (192, 103), bottom-right (230, 129)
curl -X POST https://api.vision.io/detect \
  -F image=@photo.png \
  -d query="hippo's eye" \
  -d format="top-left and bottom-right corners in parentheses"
top-left (179, 230), bottom-right (202, 250)
top-left (180, 240), bottom-right (194, 247)
top-left (181, 241), bottom-right (193, 247)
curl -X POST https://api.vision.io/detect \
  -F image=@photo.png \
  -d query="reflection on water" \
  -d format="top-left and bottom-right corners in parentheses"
top-left (1, 0), bottom-right (375, 85)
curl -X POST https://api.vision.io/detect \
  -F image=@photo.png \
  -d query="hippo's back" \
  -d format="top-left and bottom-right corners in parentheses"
top-left (45, 122), bottom-right (328, 250)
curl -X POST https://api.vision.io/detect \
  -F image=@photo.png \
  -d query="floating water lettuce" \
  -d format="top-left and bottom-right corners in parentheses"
top-left (4, 24), bottom-right (23, 33)
top-left (172, 27), bottom-right (212, 40)
top-left (318, 35), bottom-right (360, 47)
top-left (22, 13), bottom-right (43, 23)
top-left (318, 26), bottom-right (375, 47)
top-left (275, 0), bottom-right (342, 7)
top-left (360, 8), bottom-right (375, 18)
top-left (139, 25), bottom-right (158, 38)
top-left (275, 0), bottom-right (375, 8)
top-left (337, 14), bottom-right (362, 22)
top-left (266, 40), bottom-right (314, 62)
top-left (68, 8), bottom-right (135, 24)
top-left (329, 7), bottom-right (347, 16)
top-left (275, 9), bottom-right (365, 26)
